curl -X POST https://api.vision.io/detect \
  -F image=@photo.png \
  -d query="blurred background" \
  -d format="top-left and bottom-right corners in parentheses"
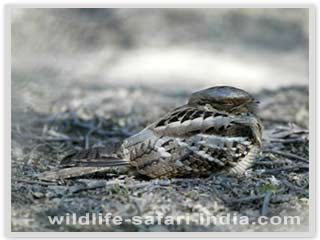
top-left (12, 8), bottom-right (309, 114)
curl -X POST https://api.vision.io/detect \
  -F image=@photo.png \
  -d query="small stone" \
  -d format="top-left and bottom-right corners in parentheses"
top-left (32, 192), bottom-right (44, 199)
top-left (300, 198), bottom-right (309, 203)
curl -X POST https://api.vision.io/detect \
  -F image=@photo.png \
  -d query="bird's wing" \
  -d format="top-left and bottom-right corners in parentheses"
top-left (175, 134), bottom-right (259, 173)
top-left (150, 106), bottom-right (261, 142)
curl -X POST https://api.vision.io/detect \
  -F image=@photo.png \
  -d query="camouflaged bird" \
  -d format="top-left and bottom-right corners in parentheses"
top-left (59, 86), bottom-right (262, 179)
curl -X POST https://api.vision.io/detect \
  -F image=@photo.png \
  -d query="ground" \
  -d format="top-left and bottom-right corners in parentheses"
top-left (11, 85), bottom-right (309, 232)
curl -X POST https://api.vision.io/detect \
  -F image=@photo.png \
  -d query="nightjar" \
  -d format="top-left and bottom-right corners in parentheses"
top-left (60, 86), bottom-right (262, 179)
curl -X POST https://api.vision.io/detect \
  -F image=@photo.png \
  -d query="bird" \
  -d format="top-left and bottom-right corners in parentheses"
top-left (60, 86), bottom-right (262, 179)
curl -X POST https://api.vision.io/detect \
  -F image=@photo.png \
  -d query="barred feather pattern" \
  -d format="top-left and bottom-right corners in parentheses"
top-left (60, 86), bottom-right (262, 179)
top-left (117, 106), bottom-right (262, 178)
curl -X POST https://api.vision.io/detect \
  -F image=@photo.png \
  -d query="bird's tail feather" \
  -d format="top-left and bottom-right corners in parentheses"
top-left (60, 147), bottom-right (129, 167)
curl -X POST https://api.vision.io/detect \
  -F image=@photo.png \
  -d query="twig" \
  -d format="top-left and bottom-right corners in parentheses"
top-left (261, 191), bottom-right (273, 216)
top-left (260, 165), bottom-right (309, 174)
top-left (228, 194), bottom-right (265, 203)
top-left (69, 181), bottom-right (107, 194)
top-left (12, 178), bottom-right (57, 186)
top-left (265, 150), bottom-right (309, 164)
top-left (31, 136), bottom-right (83, 143)
top-left (255, 160), bottom-right (291, 166)
top-left (269, 138), bottom-right (307, 144)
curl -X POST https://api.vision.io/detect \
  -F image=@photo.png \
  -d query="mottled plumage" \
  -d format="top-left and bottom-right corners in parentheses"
top-left (60, 86), bottom-right (262, 179)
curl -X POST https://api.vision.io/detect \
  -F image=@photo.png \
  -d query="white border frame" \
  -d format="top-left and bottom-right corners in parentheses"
top-left (4, 4), bottom-right (316, 238)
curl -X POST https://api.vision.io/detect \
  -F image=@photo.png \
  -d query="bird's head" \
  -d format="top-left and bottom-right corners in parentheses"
top-left (188, 86), bottom-right (259, 114)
